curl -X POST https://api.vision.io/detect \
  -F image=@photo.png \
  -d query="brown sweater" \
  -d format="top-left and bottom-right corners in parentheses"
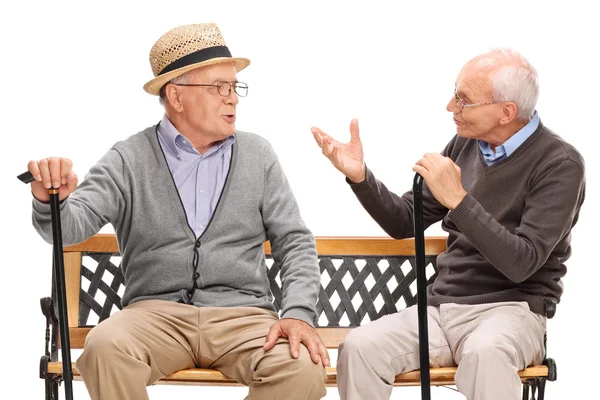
top-left (350, 122), bottom-right (585, 315)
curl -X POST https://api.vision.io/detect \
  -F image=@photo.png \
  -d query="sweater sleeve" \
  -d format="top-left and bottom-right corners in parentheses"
top-left (261, 144), bottom-right (320, 327)
top-left (349, 167), bottom-right (449, 239)
top-left (348, 137), bottom-right (459, 238)
top-left (32, 148), bottom-right (127, 246)
top-left (448, 158), bottom-right (585, 282)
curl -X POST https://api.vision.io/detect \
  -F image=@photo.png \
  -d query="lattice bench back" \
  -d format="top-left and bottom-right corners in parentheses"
top-left (55, 234), bottom-right (447, 348)
top-left (43, 234), bottom-right (555, 396)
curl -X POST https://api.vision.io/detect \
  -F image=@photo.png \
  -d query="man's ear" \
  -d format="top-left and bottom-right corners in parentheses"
top-left (165, 84), bottom-right (184, 112)
top-left (499, 102), bottom-right (518, 126)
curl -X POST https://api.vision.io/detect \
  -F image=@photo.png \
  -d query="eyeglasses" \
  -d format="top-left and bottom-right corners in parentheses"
top-left (454, 89), bottom-right (502, 111)
top-left (172, 81), bottom-right (249, 97)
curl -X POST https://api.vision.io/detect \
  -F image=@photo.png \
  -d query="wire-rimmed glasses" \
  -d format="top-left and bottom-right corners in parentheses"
top-left (454, 89), bottom-right (502, 111)
top-left (172, 81), bottom-right (248, 97)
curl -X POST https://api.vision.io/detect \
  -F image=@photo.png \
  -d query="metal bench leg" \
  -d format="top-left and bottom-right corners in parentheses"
top-left (44, 375), bottom-right (60, 400)
top-left (522, 381), bottom-right (530, 400)
top-left (523, 378), bottom-right (547, 400)
top-left (40, 297), bottom-right (61, 399)
top-left (536, 379), bottom-right (546, 400)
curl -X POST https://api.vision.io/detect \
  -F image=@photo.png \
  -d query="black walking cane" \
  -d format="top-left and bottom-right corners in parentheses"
top-left (413, 173), bottom-right (431, 400)
top-left (18, 170), bottom-right (74, 400)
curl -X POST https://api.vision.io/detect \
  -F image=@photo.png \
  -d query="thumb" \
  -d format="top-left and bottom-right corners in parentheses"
top-left (349, 119), bottom-right (360, 142)
top-left (60, 172), bottom-right (78, 201)
top-left (263, 324), bottom-right (281, 351)
top-left (66, 171), bottom-right (78, 191)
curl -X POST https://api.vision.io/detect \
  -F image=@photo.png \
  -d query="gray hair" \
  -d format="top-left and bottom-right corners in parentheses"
top-left (478, 48), bottom-right (539, 121)
top-left (158, 71), bottom-right (192, 106)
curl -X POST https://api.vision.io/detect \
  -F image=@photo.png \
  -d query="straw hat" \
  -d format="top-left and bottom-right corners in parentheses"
top-left (143, 23), bottom-right (250, 95)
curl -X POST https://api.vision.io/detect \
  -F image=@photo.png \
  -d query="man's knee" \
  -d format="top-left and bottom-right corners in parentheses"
top-left (339, 326), bottom-right (380, 364)
top-left (461, 343), bottom-right (517, 368)
top-left (77, 326), bottom-right (140, 370)
top-left (273, 346), bottom-right (326, 386)
top-left (285, 351), bottom-right (327, 399)
top-left (295, 350), bottom-right (327, 384)
top-left (251, 346), bottom-right (326, 399)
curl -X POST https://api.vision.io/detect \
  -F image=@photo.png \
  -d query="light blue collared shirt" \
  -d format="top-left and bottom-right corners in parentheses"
top-left (478, 111), bottom-right (540, 166)
top-left (157, 114), bottom-right (234, 237)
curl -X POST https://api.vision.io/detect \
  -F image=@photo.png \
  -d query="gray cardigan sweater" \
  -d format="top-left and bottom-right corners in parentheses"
top-left (351, 122), bottom-right (585, 315)
top-left (33, 126), bottom-right (321, 326)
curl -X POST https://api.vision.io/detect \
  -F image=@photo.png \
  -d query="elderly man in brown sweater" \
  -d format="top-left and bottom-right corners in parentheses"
top-left (311, 48), bottom-right (585, 400)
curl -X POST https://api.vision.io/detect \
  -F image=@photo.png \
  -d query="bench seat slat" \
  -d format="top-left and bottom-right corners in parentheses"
top-left (47, 362), bottom-right (548, 387)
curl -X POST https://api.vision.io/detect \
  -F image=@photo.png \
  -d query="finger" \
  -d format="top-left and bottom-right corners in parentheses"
top-left (48, 157), bottom-right (62, 189)
top-left (27, 160), bottom-right (42, 182)
top-left (60, 158), bottom-right (73, 185)
top-left (311, 128), bottom-right (324, 148)
top-left (422, 152), bottom-right (437, 163)
top-left (303, 337), bottom-right (321, 364)
top-left (311, 127), bottom-right (326, 137)
top-left (331, 143), bottom-right (342, 167)
top-left (263, 325), bottom-right (281, 351)
top-left (63, 172), bottom-right (78, 199)
top-left (318, 341), bottom-right (330, 367)
top-left (417, 154), bottom-right (437, 171)
top-left (38, 158), bottom-right (52, 189)
top-left (349, 119), bottom-right (360, 142)
top-left (425, 153), bottom-right (447, 168)
top-left (321, 137), bottom-right (336, 160)
top-left (412, 164), bottom-right (429, 179)
top-left (65, 171), bottom-right (77, 185)
top-left (288, 334), bottom-right (301, 359)
top-left (311, 127), bottom-right (334, 145)
top-left (313, 128), bottom-right (338, 145)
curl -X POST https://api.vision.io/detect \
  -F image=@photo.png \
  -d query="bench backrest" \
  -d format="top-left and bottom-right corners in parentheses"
top-left (56, 234), bottom-right (447, 349)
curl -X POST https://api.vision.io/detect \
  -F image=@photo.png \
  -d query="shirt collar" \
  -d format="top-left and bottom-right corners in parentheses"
top-left (478, 110), bottom-right (540, 161)
top-left (157, 114), bottom-right (182, 158)
top-left (157, 114), bottom-right (235, 158)
top-left (502, 110), bottom-right (540, 157)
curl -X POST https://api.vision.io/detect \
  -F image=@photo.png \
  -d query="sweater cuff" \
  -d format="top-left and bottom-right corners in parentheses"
top-left (281, 308), bottom-right (317, 328)
top-left (32, 196), bottom-right (68, 213)
top-left (448, 193), bottom-right (477, 225)
top-left (346, 166), bottom-right (373, 193)
top-left (32, 197), bottom-right (52, 213)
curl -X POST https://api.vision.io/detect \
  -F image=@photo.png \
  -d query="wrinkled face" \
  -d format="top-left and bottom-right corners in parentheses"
top-left (174, 62), bottom-right (239, 140)
top-left (446, 63), bottom-right (503, 141)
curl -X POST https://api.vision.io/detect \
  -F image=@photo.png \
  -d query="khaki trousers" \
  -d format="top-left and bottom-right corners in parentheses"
top-left (75, 300), bottom-right (326, 400)
top-left (337, 302), bottom-right (546, 400)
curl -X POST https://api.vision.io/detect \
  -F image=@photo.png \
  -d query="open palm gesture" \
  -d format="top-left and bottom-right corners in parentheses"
top-left (311, 119), bottom-right (366, 183)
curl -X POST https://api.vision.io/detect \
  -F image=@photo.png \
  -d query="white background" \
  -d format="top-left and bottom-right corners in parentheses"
top-left (1, 1), bottom-right (598, 399)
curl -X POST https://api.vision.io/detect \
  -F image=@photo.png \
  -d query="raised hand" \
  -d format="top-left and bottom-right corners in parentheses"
top-left (27, 157), bottom-right (78, 202)
top-left (311, 119), bottom-right (366, 183)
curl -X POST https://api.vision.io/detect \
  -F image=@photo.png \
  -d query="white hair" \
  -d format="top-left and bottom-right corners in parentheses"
top-left (158, 71), bottom-right (192, 106)
top-left (478, 48), bottom-right (539, 121)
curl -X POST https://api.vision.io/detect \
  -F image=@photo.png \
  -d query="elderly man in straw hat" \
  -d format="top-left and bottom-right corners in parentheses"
top-left (311, 48), bottom-right (585, 400)
top-left (25, 23), bottom-right (328, 399)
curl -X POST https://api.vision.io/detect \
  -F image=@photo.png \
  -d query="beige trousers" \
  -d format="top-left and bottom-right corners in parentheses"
top-left (337, 302), bottom-right (546, 400)
top-left (75, 300), bottom-right (326, 400)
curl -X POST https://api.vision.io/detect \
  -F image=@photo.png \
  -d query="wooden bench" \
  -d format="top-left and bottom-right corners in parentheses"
top-left (39, 234), bottom-right (556, 399)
